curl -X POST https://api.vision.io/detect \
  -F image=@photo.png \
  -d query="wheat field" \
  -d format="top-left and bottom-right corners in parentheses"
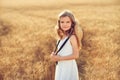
top-left (0, 0), bottom-right (120, 80)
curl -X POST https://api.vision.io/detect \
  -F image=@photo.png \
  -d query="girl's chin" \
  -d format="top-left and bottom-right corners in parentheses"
top-left (63, 30), bottom-right (69, 31)
top-left (63, 28), bottom-right (69, 31)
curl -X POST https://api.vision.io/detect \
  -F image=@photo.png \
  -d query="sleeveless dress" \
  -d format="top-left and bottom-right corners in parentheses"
top-left (55, 37), bottom-right (79, 80)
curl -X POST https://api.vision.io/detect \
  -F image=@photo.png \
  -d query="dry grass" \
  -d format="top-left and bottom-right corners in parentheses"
top-left (0, 0), bottom-right (120, 80)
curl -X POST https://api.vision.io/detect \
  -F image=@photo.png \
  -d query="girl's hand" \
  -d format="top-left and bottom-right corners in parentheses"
top-left (50, 52), bottom-right (61, 62)
top-left (51, 52), bottom-right (56, 55)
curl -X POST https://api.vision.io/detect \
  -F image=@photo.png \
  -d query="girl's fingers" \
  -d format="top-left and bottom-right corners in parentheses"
top-left (51, 52), bottom-right (56, 55)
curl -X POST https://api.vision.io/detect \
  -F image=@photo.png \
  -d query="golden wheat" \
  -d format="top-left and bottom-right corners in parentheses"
top-left (0, 0), bottom-right (120, 80)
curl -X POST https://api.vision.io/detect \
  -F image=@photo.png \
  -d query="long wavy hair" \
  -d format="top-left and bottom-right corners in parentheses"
top-left (55, 10), bottom-right (82, 49)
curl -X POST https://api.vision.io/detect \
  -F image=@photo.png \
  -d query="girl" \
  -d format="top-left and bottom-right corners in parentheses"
top-left (50, 10), bottom-right (83, 80)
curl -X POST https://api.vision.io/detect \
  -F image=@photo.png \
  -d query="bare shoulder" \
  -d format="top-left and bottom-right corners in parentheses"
top-left (70, 35), bottom-right (77, 42)
top-left (70, 35), bottom-right (78, 49)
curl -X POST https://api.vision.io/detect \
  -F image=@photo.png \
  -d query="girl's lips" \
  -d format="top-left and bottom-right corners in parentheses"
top-left (63, 27), bottom-right (68, 28)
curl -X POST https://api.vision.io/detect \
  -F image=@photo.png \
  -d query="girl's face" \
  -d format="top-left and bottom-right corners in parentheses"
top-left (59, 16), bottom-right (72, 31)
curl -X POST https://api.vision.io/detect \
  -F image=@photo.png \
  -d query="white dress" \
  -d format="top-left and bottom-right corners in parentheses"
top-left (55, 37), bottom-right (79, 80)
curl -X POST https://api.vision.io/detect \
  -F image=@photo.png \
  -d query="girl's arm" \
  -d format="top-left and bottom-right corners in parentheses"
top-left (51, 35), bottom-right (79, 61)
top-left (59, 35), bottom-right (79, 60)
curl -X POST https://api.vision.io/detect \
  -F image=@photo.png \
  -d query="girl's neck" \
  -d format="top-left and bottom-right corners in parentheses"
top-left (61, 34), bottom-right (68, 39)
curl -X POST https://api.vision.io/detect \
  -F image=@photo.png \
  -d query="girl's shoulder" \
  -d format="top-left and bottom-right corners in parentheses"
top-left (69, 34), bottom-right (78, 47)
top-left (70, 34), bottom-right (77, 42)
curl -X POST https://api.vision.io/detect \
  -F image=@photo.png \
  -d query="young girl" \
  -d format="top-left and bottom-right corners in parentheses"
top-left (50, 10), bottom-right (83, 80)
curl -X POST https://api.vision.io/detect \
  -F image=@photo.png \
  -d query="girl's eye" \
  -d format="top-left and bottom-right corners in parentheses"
top-left (66, 21), bottom-right (70, 23)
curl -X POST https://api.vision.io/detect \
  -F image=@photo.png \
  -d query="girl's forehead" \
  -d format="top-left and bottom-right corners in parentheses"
top-left (60, 16), bottom-right (71, 21)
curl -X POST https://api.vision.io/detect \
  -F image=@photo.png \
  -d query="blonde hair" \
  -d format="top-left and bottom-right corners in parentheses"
top-left (55, 10), bottom-right (83, 49)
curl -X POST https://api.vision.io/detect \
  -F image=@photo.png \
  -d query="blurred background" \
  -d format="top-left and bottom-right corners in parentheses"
top-left (0, 0), bottom-right (120, 80)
